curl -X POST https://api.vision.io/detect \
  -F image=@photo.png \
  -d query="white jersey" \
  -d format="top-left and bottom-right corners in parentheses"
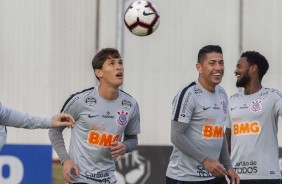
top-left (228, 88), bottom-right (282, 179)
top-left (166, 80), bottom-right (228, 181)
top-left (59, 87), bottom-right (140, 183)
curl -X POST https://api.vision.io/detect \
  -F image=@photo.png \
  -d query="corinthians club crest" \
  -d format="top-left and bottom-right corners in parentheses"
top-left (250, 99), bottom-right (262, 113)
top-left (116, 110), bottom-right (129, 126)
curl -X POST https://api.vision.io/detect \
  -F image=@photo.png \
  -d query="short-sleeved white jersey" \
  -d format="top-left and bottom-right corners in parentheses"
top-left (228, 88), bottom-right (282, 179)
top-left (166, 80), bottom-right (228, 181)
top-left (61, 87), bottom-right (140, 183)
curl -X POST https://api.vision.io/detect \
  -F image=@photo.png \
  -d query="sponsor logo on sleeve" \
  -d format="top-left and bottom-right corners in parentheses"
top-left (63, 96), bottom-right (79, 113)
top-left (194, 88), bottom-right (203, 96)
top-left (181, 92), bottom-right (192, 115)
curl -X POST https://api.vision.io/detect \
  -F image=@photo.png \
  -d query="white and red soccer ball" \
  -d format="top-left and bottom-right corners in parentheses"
top-left (124, 0), bottom-right (160, 36)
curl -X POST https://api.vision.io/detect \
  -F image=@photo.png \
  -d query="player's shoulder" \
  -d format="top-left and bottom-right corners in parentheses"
top-left (68, 87), bottom-right (95, 100)
top-left (60, 87), bottom-right (95, 112)
top-left (216, 85), bottom-right (227, 94)
top-left (230, 92), bottom-right (241, 100)
top-left (264, 87), bottom-right (282, 99)
top-left (119, 89), bottom-right (138, 106)
top-left (177, 81), bottom-right (197, 95)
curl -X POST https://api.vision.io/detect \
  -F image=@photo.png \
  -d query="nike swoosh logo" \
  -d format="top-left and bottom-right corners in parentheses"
top-left (231, 107), bottom-right (237, 111)
top-left (88, 114), bottom-right (99, 118)
top-left (143, 11), bottom-right (155, 16)
top-left (203, 107), bottom-right (211, 111)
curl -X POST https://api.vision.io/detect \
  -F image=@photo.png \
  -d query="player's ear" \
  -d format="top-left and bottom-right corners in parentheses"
top-left (196, 63), bottom-right (202, 73)
top-left (94, 69), bottom-right (103, 78)
top-left (250, 64), bottom-right (258, 74)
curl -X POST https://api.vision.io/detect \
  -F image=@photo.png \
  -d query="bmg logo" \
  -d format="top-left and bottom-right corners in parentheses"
top-left (0, 156), bottom-right (24, 184)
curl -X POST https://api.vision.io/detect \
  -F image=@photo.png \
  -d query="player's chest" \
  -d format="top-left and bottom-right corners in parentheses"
top-left (194, 95), bottom-right (228, 119)
top-left (230, 97), bottom-right (270, 118)
top-left (78, 104), bottom-right (132, 131)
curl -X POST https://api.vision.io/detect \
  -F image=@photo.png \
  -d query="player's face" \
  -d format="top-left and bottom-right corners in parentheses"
top-left (235, 57), bottom-right (251, 88)
top-left (96, 56), bottom-right (124, 87)
top-left (197, 52), bottom-right (224, 89)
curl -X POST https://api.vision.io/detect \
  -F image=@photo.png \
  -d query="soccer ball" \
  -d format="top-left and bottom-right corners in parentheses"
top-left (124, 0), bottom-right (160, 36)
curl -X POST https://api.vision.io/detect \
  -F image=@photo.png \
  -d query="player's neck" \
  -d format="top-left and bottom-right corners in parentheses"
top-left (244, 83), bottom-right (262, 95)
top-left (197, 78), bottom-right (216, 93)
top-left (98, 84), bottom-right (119, 100)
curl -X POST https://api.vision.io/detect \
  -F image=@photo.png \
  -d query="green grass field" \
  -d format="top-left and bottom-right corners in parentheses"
top-left (52, 161), bottom-right (64, 184)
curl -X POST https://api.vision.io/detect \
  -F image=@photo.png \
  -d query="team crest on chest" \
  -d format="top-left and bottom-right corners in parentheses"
top-left (116, 110), bottom-right (129, 126)
top-left (250, 99), bottom-right (262, 113)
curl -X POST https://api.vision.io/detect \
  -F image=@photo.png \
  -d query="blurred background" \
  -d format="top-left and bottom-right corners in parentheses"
top-left (0, 0), bottom-right (282, 183)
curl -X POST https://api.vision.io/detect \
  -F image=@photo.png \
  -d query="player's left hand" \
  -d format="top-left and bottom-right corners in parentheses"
top-left (227, 168), bottom-right (240, 184)
top-left (111, 141), bottom-right (126, 160)
top-left (51, 113), bottom-right (75, 128)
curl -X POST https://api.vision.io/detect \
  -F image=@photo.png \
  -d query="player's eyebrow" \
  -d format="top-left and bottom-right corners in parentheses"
top-left (208, 59), bottom-right (224, 62)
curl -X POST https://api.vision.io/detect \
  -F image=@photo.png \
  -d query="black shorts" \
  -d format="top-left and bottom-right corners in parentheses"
top-left (166, 176), bottom-right (228, 184)
top-left (240, 179), bottom-right (281, 184)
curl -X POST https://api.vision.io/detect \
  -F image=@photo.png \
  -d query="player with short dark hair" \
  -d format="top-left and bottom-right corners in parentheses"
top-left (226, 51), bottom-right (282, 184)
top-left (49, 48), bottom-right (141, 184)
top-left (166, 45), bottom-right (239, 184)
top-left (0, 103), bottom-right (75, 151)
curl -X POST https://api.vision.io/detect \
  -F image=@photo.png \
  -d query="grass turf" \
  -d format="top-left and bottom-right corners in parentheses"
top-left (52, 161), bottom-right (64, 184)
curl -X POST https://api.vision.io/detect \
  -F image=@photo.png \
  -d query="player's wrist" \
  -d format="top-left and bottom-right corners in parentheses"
top-left (201, 156), bottom-right (210, 165)
top-left (61, 157), bottom-right (71, 166)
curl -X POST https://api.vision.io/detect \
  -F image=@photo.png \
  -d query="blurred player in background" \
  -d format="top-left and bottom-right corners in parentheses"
top-left (166, 45), bottom-right (239, 184)
top-left (0, 103), bottom-right (75, 151)
top-left (49, 48), bottom-right (140, 184)
top-left (226, 51), bottom-right (282, 184)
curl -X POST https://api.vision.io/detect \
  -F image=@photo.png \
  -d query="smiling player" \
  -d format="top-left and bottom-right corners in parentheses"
top-left (226, 51), bottom-right (282, 184)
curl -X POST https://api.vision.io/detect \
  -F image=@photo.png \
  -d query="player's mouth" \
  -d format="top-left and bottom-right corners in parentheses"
top-left (116, 72), bottom-right (123, 79)
top-left (235, 73), bottom-right (241, 80)
top-left (212, 72), bottom-right (222, 78)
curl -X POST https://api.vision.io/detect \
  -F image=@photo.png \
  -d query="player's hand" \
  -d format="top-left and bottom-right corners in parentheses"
top-left (111, 141), bottom-right (126, 160)
top-left (51, 113), bottom-right (75, 128)
top-left (62, 159), bottom-right (79, 184)
top-left (202, 157), bottom-right (227, 177)
top-left (227, 168), bottom-right (240, 184)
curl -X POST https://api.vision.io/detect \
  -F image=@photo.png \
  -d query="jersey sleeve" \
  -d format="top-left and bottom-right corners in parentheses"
top-left (225, 99), bottom-right (232, 129)
top-left (273, 90), bottom-right (282, 117)
top-left (0, 103), bottom-right (51, 128)
top-left (124, 102), bottom-right (140, 135)
top-left (49, 94), bottom-right (81, 164)
top-left (0, 125), bottom-right (7, 151)
top-left (60, 95), bottom-right (81, 120)
top-left (171, 90), bottom-right (194, 124)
